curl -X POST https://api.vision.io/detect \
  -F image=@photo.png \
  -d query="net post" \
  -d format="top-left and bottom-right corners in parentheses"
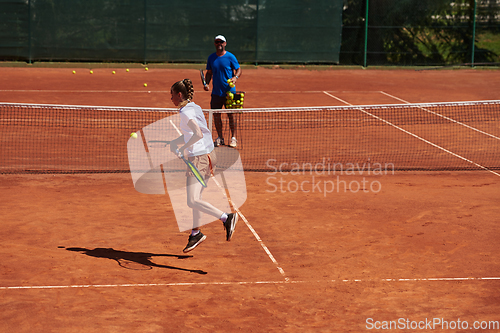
top-left (208, 109), bottom-right (213, 134)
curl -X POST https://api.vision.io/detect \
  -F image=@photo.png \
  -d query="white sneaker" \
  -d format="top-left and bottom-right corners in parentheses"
top-left (230, 137), bottom-right (237, 148)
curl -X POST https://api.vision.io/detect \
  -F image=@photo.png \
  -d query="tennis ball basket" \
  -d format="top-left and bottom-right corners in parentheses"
top-left (225, 91), bottom-right (245, 109)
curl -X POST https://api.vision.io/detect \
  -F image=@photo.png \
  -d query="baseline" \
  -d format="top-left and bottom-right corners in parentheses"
top-left (2, 276), bottom-right (500, 291)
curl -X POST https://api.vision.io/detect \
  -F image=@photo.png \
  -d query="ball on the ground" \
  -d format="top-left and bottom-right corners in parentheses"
top-left (112, 71), bottom-right (116, 74)
top-left (126, 69), bottom-right (129, 72)
top-left (145, 67), bottom-right (148, 71)
top-left (90, 70), bottom-right (93, 74)
top-left (130, 132), bottom-right (138, 139)
top-left (72, 70), bottom-right (76, 74)
top-left (144, 83), bottom-right (148, 87)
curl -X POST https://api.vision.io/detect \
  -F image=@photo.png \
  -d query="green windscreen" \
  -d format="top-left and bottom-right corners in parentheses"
top-left (0, 0), bottom-right (343, 64)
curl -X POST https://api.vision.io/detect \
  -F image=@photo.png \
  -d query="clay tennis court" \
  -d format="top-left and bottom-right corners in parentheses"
top-left (1, 66), bottom-right (500, 332)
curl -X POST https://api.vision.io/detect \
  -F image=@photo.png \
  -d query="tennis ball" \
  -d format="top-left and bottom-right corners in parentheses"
top-left (130, 132), bottom-right (138, 139)
top-left (145, 67), bottom-right (148, 71)
top-left (112, 71), bottom-right (116, 74)
top-left (240, 93), bottom-right (245, 97)
top-left (144, 83), bottom-right (148, 87)
top-left (126, 69), bottom-right (129, 72)
top-left (90, 70), bottom-right (93, 74)
top-left (72, 70), bottom-right (76, 74)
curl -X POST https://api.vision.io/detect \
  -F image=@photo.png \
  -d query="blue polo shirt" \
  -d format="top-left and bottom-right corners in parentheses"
top-left (206, 51), bottom-right (240, 97)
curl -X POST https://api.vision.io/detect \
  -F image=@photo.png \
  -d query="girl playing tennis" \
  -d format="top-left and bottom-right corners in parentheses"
top-left (169, 78), bottom-right (238, 253)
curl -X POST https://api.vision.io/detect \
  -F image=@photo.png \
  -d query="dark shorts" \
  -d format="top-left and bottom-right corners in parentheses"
top-left (210, 94), bottom-right (227, 109)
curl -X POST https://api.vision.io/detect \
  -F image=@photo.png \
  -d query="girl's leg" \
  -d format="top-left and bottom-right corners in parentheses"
top-left (186, 176), bottom-right (224, 227)
top-left (183, 176), bottom-right (224, 253)
top-left (187, 175), bottom-right (238, 241)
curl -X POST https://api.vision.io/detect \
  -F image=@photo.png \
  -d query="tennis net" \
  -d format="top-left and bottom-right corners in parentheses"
top-left (1, 100), bottom-right (499, 174)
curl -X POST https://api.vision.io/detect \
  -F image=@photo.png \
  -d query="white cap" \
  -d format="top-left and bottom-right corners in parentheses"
top-left (214, 35), bottom-right (226, 42)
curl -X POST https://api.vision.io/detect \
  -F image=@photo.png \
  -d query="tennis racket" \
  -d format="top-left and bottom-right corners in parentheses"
top-left (200, 69), bottom-right (207, 86)
top-left (169, 119), bottom-right (207, 188)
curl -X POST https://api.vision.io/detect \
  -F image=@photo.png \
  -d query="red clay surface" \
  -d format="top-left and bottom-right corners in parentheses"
top-left (1, 66), bottom-right (500, 332)
top-left (0, 66), bottom-right (499, 108)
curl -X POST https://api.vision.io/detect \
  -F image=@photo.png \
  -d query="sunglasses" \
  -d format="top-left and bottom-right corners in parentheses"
top-left (214, 40), bottom-right (225, 44)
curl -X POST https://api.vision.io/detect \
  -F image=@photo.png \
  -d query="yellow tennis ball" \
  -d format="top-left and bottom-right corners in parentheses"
top-left (240, 93), bottom-right (245, 97)
top-left (145, 67), bottom-right (148, 71)
top-left (72, 70), bottom-right (76, 74)
top-left (130, 132), bottom-right (138, 139)
top-left (90, 70), bottom-right (93, 74)
top-left (112, 71), bottom-right (116, 74)
top-left (144, 83), bottom-right (148, 87)
top-left (126, 69), bottom-right (129, 72)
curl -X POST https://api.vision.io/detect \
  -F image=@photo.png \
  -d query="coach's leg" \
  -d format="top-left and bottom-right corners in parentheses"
top-left (213, 113), bottom-right (223, 139)
top-left (228, 113), bottom-right (236, 138)
top-left (228, 113), bottom-right (237, 147)
top-left (211, 94), bottom-right (225, 144)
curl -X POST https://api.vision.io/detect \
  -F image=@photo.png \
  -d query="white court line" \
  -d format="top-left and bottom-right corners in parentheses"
top-left (323, 91), bottom-right (350, 104)
top-left (2, 276), bottom-right (499, 291)
top-left (239, 213), bottom-right (288, 281)
top-left (323, 92), bottom-right (500, 178)
top-left (380, 91), bottom-right (500, 141)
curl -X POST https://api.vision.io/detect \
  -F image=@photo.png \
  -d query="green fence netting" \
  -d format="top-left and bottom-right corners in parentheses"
top-left (341, 0), bottom-right (500, 66)
top-left (0, 0), bottom-right (343, 64)
top-left (0, 0), bottom-right (498, 66)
